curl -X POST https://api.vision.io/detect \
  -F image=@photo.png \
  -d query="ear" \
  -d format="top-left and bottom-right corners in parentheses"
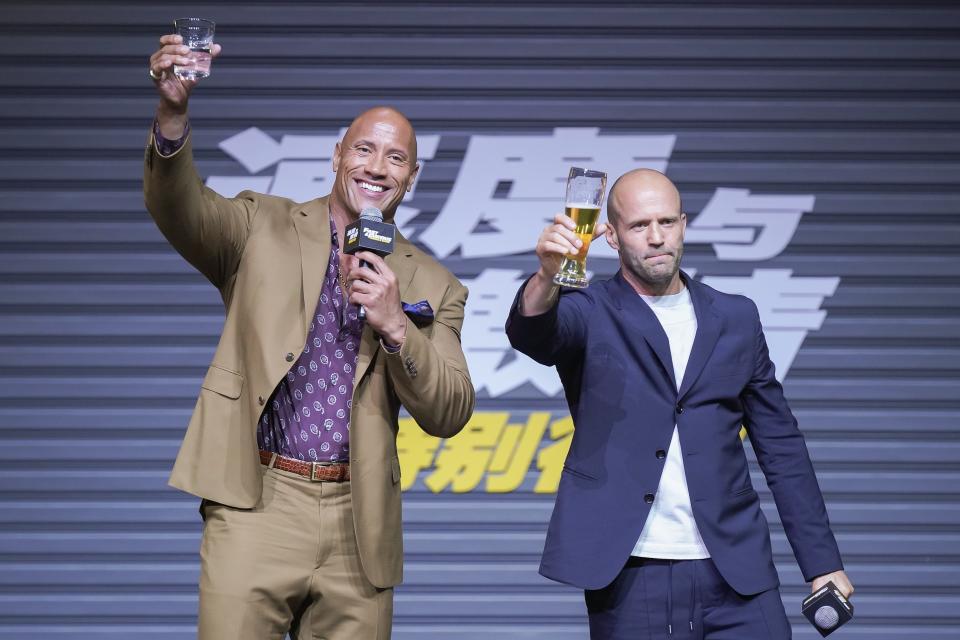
top-left (605, 220), bottom-right (620, 251)
top-left (679, 212), bottom-right (687, 239)
top-left (332, 141), bottom-right (342, 173)
top-left (406, 161), bottom-right (421, 193)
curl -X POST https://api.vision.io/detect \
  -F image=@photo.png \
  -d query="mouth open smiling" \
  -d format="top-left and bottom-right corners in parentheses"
top-left (356, 179), bottom-right (387, 195)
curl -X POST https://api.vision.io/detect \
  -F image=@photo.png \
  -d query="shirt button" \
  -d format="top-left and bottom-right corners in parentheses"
top-left (286, 353), bottom-right (295, 362)
top-left (656, 449), bottom-right (666, 460)
top-left (676, 404), bottom-right (684, 414)
top-left (644, 493), bottom-right (655, 504)
top-left (258, 396), bottom-right (265, 406)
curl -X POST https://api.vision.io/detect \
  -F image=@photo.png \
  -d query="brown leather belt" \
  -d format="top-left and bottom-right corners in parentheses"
top-left (259, 450), bottom-right (350, 482)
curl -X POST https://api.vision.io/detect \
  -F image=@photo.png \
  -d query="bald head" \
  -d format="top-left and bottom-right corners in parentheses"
top-left (342, 106), bottom-right (417, 160)
top-left (607, 169), bottom-right (682, 228)
top-left (330, 106), bottom-right (421, 220)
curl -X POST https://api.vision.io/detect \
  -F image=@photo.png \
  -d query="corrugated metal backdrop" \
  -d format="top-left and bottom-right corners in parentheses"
top-left (1, 1), bottom-right (958, 638)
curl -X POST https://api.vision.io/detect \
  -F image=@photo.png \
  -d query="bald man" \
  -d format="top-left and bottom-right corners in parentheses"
top-left (506, 169), bottom-right (852, 639)
top-left (145, 36), bottom-right (474, 639)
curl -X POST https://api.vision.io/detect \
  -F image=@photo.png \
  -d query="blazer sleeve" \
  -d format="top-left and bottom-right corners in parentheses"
top-left (505, 276), bottom-right (592, 366)
top-left (384, 279), bottom-right (475, 439)
top-left (740, 300), bottom-right (844, 582)
top-left (143, 130), bottom-right (259, 289)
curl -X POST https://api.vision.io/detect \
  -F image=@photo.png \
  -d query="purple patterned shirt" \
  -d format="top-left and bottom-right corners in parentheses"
top-left (154, 122), bottom-right (363, 462)
top-left (256, 220), bottom-right (363, 462)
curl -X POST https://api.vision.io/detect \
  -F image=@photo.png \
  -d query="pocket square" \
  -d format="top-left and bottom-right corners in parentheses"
top-left (402, 300), bottom-right (434, 327)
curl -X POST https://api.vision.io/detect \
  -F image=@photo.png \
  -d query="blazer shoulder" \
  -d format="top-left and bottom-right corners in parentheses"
top-left (693, 278), bottom-right (760, 321)
top-left (235, 190), bottom-right (300, 214)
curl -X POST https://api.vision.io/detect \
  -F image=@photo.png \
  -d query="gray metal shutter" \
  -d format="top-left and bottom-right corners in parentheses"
top-left (1, 3), bottom-right (957, 638)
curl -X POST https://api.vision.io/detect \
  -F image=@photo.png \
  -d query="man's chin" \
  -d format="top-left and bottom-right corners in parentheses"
top-left (355, 196), bottom-right (400, 218)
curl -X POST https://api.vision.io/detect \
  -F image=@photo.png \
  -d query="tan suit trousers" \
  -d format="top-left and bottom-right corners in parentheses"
top-left (198, 465), bottom-right (393, 640)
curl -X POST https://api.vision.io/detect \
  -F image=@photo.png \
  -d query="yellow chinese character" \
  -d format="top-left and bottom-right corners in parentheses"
top-left (397, 418), bottom-right (441, 491)
top-left (534, 415), bottom-right (574, 493)
top-left (485, 412), bottom-right (551, 493)
top-left (424, 412), bottom-right (509, 493)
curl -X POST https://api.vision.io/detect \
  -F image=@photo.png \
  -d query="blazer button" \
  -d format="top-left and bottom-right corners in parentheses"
top-left (656, 449), bottom-right (666, 460)
top-left (676, 404), bottom-right (684, 414)
top-left (258, 396), bottom-right (265, 406)
top-left (644, 493), bottom-right (655, 504)
top-left (285, 352), bottom-right (295, 362)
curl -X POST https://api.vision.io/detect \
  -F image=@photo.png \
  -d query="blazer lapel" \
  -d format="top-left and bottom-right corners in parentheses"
top-left (292, 197), bottom-right (333, 339)
top-left (678, 275), bottom-right (722, 399)
top-left (609, 271), bottom-right (676, 390)
top-left (353, 232), bottom-right (418, 384)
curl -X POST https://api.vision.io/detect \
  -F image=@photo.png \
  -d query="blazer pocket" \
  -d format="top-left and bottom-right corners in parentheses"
top-left (201, 365), bottom-right (244, 399)
top-left (731, 486), bottom-right (758, 500)
top-left (562, 464), bottom-right (598, 481)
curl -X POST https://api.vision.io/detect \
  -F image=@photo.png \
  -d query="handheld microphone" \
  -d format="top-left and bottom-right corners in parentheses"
top-left (801, 581), bottom-right (854, 637)
top-left (342, 207), bottom-right (396, 321)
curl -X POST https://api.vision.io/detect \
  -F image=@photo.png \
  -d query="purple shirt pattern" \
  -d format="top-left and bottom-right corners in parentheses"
top-left (256, 220), bottom-right (363, 462)
top-left (154, 122), bottom-right (363, 462)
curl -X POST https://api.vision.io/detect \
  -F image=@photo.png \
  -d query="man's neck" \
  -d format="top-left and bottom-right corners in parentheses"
top-left (621, 268), bottom-right (685, 297)
top-left (327, 197), bottom-right (355, 243)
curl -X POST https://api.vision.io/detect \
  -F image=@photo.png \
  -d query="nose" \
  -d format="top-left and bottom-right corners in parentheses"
top-left (648, 222), bottom-right (664, 245)
top-left (365, 152), bottom-right (387, 178)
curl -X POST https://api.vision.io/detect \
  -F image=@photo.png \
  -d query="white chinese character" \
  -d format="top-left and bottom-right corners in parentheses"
top-left (685, 188), bottom-right (814, 261)
top-left (460, 269), bottom-right (564, 397)
top-left (205, 127), bottom-right (439, 229)
top-left (418, 128), bottom-right (675, 258)
top-left (702, 269), bottom-right (839, 380)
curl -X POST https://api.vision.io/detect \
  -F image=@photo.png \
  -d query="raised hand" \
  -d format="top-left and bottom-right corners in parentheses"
top-left (149, 34), bottom-right (222, 137)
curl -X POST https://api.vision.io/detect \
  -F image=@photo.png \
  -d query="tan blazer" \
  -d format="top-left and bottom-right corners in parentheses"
top-left (143, 134), bottom-right (475, 588)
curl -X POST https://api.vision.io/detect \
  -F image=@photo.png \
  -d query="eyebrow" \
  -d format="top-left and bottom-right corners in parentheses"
top-left (352, 138), bottom-right (411, 159)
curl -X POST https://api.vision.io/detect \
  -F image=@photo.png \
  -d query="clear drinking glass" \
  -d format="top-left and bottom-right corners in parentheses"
top-left (173, 18), bottom-right (215, 80)
top-left (553, 167), bottom-right (608, 288)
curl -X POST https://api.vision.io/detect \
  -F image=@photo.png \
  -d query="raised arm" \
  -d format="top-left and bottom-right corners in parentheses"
top-left (505, 213), bottom-right (606, 365)
top-left (143, 34), bottom-right (257, 289)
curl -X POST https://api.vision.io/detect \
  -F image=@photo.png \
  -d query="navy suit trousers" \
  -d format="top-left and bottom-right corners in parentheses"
top-left (585, 557), bottom-right (792, 640)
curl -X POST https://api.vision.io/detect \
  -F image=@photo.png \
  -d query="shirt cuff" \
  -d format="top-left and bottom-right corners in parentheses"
top-left (380, 337), bottom-right (402, 354)
top-left (153, 119), bottom-right (190, 157)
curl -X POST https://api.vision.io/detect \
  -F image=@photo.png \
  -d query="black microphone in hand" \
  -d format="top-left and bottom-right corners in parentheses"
top-left (802, 581), bottom-right (854, 637)
top-left (342, 207), bottom-right (396, 321)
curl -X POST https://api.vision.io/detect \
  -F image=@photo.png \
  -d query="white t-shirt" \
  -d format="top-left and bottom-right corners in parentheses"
top-left (631, 286), bottom-right (710, 559)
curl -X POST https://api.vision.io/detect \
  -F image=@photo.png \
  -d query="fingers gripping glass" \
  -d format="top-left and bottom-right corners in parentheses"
top-left (553, 167), bottom-right (607, 289)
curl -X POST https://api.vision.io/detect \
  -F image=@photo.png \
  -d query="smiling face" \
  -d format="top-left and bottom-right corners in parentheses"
top-left (605, 169), bottom-right (687, 296)
top-left (330, 107), bottom-right (420, 220)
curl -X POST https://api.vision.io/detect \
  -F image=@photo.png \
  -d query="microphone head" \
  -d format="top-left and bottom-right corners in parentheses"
top-left (814, 605), bottom-right (840, 629)
top-left (360, 207), bottom-right (383, 222)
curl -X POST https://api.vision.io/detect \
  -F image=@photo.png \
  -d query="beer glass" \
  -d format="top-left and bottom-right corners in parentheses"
top-left (173, 18), bottom-right (215, 80)
top-left (553, 167), bottom-right (607, 288)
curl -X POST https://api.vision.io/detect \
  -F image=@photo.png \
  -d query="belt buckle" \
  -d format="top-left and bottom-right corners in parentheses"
top-left (310, 462), bottom-right (325, 482)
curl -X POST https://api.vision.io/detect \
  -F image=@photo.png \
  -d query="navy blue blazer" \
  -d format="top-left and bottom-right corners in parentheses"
top-left (506, 271), bottom-right (843, 594)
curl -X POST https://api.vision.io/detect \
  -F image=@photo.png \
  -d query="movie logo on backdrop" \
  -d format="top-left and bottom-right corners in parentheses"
top-left (207, 127), bottom-right (839, 494)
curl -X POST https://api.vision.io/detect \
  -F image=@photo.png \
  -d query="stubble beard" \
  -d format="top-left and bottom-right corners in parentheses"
top-left (622, 246), bottom-right (683, 292)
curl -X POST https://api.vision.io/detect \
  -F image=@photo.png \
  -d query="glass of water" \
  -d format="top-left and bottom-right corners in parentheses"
top-left (173, 18), bottom-right (215, 80)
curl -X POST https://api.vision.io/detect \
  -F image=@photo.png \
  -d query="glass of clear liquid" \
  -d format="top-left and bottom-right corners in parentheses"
top-left (173, 18), bottom-right (215, 80)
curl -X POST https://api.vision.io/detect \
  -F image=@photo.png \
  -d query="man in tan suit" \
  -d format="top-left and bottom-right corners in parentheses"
top-left (145, 35), bottom-right (474, 640)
